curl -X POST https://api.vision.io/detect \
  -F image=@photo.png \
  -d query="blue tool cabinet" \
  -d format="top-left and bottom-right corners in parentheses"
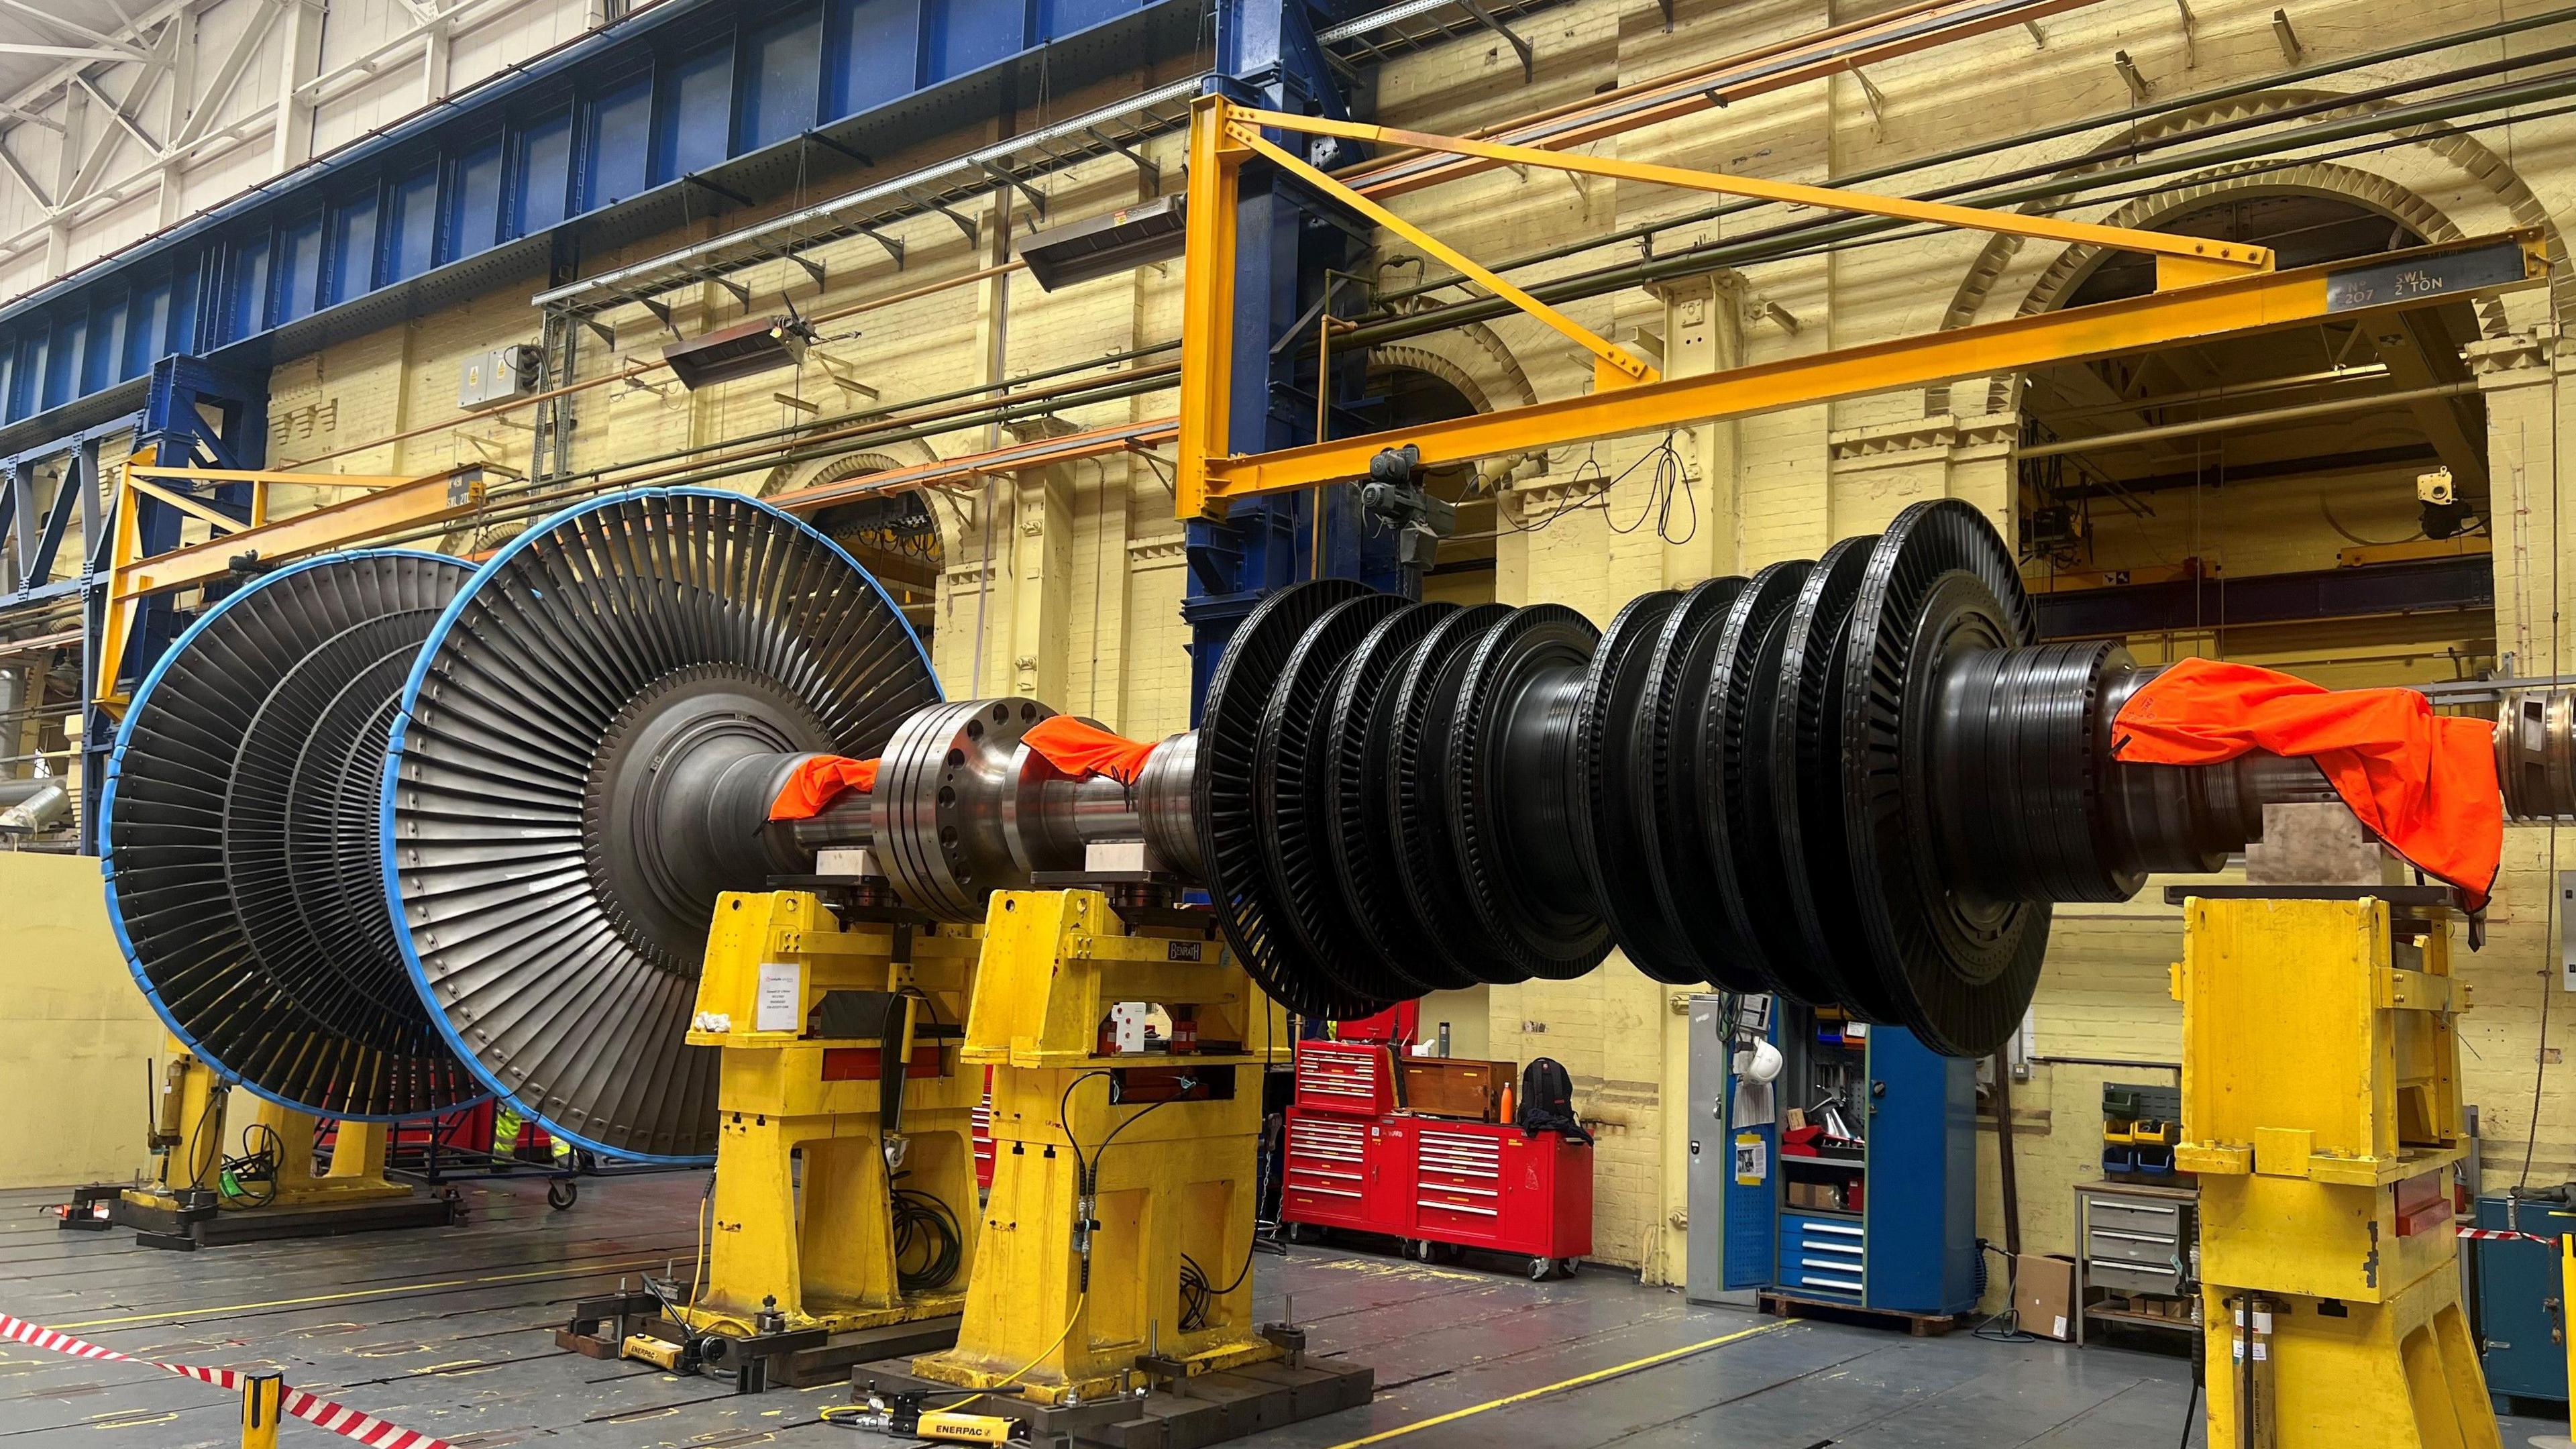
top-left (1719, 1002), bottom-right (1978, 1316)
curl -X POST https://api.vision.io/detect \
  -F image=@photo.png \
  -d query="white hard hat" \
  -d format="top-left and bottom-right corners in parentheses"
top-left (1733, 1037), bottom-right (1783, 1085)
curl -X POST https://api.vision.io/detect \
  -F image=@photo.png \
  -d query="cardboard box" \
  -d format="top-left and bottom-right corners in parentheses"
top-left (1785, 1180), bottom-right (1845, 1212)
top-left (2014, 1253), bottom-right (2077, 1341)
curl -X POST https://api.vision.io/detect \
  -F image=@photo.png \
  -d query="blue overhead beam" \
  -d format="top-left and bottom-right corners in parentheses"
top-left (1181, 0), bottom-right (1406, 717)
top-left (0, 0), bottom-right (1206, 455)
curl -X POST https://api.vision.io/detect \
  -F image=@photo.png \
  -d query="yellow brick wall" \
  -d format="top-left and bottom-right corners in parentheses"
top-left (0, 853), bottom-right (163, 1188)
top-left (217, 0), bottom-right (2576, 1284)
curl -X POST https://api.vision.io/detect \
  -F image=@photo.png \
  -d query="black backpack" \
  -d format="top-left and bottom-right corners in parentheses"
top-left (1515, 1057), bottom-right (1591, 1144)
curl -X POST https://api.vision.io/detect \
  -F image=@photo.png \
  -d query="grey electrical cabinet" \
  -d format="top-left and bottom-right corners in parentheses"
top-left (1685, 992), bottom-right (1756, 1306)
top-left (459, 345), bottom-right (539, 410)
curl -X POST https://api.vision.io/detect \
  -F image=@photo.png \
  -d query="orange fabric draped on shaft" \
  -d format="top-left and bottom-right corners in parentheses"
top-left (768, 755), bottom-right (880, 820)
top-left (2108, 656), bottom-right (2501, 907)
top-left (1021, 714), bottom-right (1159, 786)
top-left (762, 720), bottom-right (1157, 822)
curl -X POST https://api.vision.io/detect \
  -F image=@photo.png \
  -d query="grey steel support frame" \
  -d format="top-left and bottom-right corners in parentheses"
top-left (0, 414), bottom-right (135, 610)
top-left (0, 411), bottom-right (140, 826)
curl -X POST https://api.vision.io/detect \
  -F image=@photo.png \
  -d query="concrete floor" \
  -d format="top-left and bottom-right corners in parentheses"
top-left (0, 1173), bottom-right (2548, 1448)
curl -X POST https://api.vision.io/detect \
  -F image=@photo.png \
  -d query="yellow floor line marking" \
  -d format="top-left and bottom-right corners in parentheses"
top-left (44, 1256), bottom-right (674, 1332)
top-left (84, 1410), bottom-right (177, 1432)
top-left (1320, 1318), bottom-right (1796, 1449)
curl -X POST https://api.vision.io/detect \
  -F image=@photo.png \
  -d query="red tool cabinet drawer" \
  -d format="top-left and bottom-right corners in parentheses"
top-left (1413, 1125), bottom-right (1506, 1237)
top-left (1284, 1110), bottom-right (1385, 1231)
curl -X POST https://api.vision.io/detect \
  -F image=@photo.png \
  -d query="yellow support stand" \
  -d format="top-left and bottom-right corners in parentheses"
top-left (672, 889), bottom-right (983, 1343)
top-left (113, 1043), bottom-right (429, 1247)
top-left (2172, 894), bottom-right (2498, 1449)
top-left (909, 888), bottom-right (1293, 1406)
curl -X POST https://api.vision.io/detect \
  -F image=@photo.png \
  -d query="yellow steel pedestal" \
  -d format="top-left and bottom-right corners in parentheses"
top-left (672, 890), bottom-right (983, 1341)
top-left (909, 888), bottom-right (1292, 1406)
top-left (2173, 894), bottom-right (2498, 1449)
top-left (124, 1045), bottom-right (411, 1216)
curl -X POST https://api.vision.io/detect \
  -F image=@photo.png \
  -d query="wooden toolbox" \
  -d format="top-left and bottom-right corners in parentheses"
top-left (1397, 1057), bottom-right (1509, 1122)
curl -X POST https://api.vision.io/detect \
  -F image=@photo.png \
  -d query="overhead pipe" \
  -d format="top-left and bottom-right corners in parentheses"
top-left (1335, 64), bottom-right (2576, 353)
top-left (1342, 0), bottom-right (2110, 195)
top-left (2037, 364), bottom-right (2391, 423)
top-left (364, 366), bottom-right (1182, 549)
top-left (1362, 3), bottom-right (2576, 310)
top-left (0, 779), bottom-right (68, 835)
top-left (2015, 381), bottom-right (2481, 460)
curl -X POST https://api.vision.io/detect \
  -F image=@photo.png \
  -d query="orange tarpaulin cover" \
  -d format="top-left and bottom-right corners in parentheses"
top-left (769, 755), bottom-right (879, 820)
top-left (1022, 715), bottom-right (1159, 786)
top-left (764, 718), bottom-right (1158, 822)
top-left (2108, 656), bottom-right (2501, 907)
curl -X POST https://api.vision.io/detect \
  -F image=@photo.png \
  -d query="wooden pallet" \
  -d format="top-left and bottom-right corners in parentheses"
top-left (849, 1354), bottom-right (1375, 1449)
top-left (1758, 1290), bottom-right (1962, 1338)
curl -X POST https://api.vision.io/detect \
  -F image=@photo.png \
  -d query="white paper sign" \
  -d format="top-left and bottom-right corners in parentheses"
top-left (1733, 1132), bottom-right (1767, 1186)
top-left (755, 961), bottom-right (802, 1033)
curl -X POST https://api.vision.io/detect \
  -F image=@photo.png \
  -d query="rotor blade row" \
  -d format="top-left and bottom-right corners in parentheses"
top-left (101, 552), bottom-right (484, 1120)
top-left (385, 490), bottom-right (941, 1162)
top-left (1193, 498), bottom-right (2043, 1057)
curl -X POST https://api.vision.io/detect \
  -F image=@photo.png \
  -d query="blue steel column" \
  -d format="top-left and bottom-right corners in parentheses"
top-left (1183, 0), bottom-right (1406, 720)
top-left (79, 356), bottom-right (267, 849)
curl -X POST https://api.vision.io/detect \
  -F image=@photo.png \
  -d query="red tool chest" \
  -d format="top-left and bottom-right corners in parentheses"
top-left (1281, 1042), bottom-right (1591, 1275)
top-left (1293, 1040), bottom-right (1399, 1116)
top-left (1388, 1117), bottom-right (1590, 1263)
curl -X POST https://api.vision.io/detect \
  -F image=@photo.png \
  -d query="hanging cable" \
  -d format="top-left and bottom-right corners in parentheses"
top-left (179, 1081), bottom-right (230, 1193)
top-left (1179, 1253), bottom-right (1214, 1332)
top-left (1508, 432), bottom-right (1695, 545)
top-left (891, 1183), bottom-right (965, 1294)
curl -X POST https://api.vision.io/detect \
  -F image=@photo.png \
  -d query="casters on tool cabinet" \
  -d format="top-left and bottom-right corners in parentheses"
top-left (547, 1179), bottom-right (578, 1212)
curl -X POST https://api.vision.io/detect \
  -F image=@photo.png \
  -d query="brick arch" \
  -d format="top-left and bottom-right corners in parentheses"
top-left (1370, 322), bottom-right (1544, 483)
top-left (1923, 87), bottom-right (2568, 417)
top-left (1370, 317), bottom-right (1541, 411)
top-left (756, 441), bottom-right (963, 563)
top-left (756, 440), bottom-right (942, 499)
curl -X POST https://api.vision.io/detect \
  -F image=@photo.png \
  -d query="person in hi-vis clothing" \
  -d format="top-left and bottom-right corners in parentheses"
top-left (492, 1104), bottom-right (571, 1165)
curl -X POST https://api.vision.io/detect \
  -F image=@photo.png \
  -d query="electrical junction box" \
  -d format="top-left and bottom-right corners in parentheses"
top-left (459, 345), bottom-right (539, 410)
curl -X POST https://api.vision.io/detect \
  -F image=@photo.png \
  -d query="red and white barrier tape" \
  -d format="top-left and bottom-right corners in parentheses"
top-left (0, 1311), bottom-right (455, 1448)
top-left (2458, 1226), bottom-right (2561, 1245)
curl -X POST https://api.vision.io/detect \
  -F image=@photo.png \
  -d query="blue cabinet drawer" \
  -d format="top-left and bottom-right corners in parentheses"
top-left (1780, 1261), bottom-right (1866, 1297)
top-left (1780, 1213), bottom-right (1864, 1297)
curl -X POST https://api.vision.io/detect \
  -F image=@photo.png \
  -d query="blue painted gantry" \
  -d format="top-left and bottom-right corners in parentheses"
top-left (5, 0), bottom-right (1405, 845)
top-left (0, 0), bottom-right (1208, 453)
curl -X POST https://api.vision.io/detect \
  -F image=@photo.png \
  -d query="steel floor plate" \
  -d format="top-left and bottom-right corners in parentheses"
top-left (0, 1173), bottom-right (2544, 1448)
